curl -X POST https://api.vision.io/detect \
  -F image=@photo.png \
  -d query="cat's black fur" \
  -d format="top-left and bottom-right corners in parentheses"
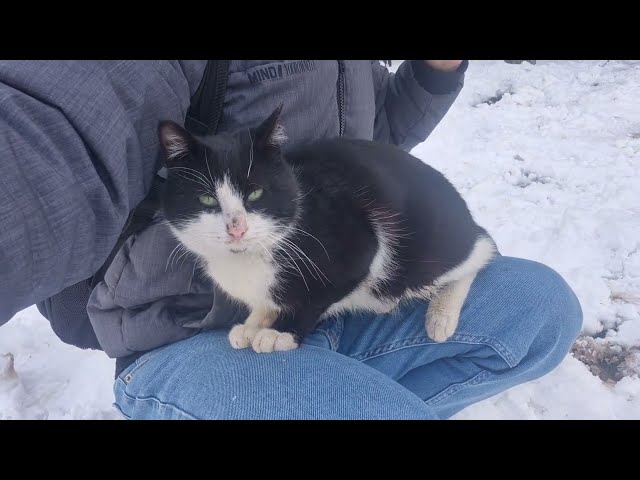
top-left (273, 138), bottom-right (491, 336)
top-left (159, 106), bottom-right (495, 345)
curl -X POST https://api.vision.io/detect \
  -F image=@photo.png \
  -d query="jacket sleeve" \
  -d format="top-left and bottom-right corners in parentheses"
top-left (371, 60), bottom-right (468, 151)
top-left (86, 223), bottom-right (239, 358)
top-left (0, 60), bottom-right (198, 323)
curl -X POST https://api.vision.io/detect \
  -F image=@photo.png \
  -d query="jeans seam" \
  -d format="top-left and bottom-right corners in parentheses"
top-left (115, 356), bottom-right (153, 388)
top-left (351, 333), bottom-right (518, 368)
top-left (425, 370), bottom-right (492, 406)
top-left (112, 402), bottom-right (131, 420)
top-left (314, 317), bottom-right (343, 351)
top-left (118, 390), bottom-right (198, 420)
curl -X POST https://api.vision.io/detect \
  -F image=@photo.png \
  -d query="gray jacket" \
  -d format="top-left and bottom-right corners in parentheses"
top-left (0, 60), bottom-right (466, 364)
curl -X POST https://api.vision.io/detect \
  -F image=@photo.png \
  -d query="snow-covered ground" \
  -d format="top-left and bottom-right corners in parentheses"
top-left (1, 60), bottom-right (639, 419)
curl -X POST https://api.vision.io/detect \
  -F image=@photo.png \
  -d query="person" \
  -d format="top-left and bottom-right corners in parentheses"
top-left (0, 60), bottom-right (582, 419)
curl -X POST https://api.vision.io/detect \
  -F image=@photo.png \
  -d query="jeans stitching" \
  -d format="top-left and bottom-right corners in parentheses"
top-left (115, 356), bottom-right (153, 387)
top-left (118, 389), bottom-right (198, 420)
top-left (314, 317), bottom-right (343, 351)
top-left (351, 333), bottom-right (518, 368)
top-left (425, 370), bottom-right (492, 406)
top-left (111, 402), bottom-right (130, 420)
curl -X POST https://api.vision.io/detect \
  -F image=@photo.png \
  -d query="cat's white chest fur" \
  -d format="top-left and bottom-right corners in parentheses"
top-left (203, 252), bottom-right (278, 310)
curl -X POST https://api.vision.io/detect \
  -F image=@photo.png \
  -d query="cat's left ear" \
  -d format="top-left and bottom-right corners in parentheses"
top-left (158, 120), bottom-right (194, 166)
top-left (255, 103), bottom-right (287, 149)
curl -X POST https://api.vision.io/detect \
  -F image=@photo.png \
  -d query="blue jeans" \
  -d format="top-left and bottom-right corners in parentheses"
top-left (113, 257), bottom-right (582, 419)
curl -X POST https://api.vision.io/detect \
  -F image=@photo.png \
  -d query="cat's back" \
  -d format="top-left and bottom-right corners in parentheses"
top-left (287, 137), bottom-right (423, 172)
top-left (285, 137), bottom-right (460, 207)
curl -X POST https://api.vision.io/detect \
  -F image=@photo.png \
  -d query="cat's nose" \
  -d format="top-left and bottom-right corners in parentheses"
top-left (226, 217), bottom-right (247, 240)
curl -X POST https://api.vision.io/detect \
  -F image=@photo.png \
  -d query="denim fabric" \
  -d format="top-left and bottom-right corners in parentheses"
top-left (113, 256), bottom-right (582, 420)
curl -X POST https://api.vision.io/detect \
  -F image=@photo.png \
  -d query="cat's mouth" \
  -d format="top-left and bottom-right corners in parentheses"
top-left (229, 247), bottom-right (248, 254)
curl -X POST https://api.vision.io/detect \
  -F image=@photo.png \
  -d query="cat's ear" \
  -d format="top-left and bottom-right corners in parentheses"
top-left (255, 103), bottom-right (287, 149)
top-left (158, 121), bottom-right (194, 166)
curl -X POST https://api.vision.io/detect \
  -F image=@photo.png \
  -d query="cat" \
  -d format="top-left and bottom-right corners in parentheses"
top-left (158, 104), bottom-right (498, 353)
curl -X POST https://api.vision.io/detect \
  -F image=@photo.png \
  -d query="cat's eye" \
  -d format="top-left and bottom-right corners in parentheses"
top-left (248, 188), bottom-right (264, 202)
top-left (199, 195), bottom-right (218, 207)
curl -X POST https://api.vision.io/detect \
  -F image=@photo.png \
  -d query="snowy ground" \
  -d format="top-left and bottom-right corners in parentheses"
top-left (1, 60), bottom-right (639, 419)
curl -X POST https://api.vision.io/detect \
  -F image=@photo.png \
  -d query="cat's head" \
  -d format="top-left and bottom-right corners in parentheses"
top-left (158, 105), bottom-right (299, 258)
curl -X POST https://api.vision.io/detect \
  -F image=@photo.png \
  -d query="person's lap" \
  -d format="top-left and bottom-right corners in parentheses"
top-left (113, 256), bottom-right (583, 420)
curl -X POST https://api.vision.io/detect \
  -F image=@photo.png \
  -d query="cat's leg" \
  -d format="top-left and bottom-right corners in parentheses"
top-left (274, 308), bottom-right (324, 344)
top-left (425, 236), bottom-right (497, 342)
top-left (228, 305), bottom-right (299, 354)
top-left (229, 307), bottom-right (280, 350)
top-left (244, 297), bottom-right (342, 354)
top-left (425, 274), bottom-right (475, 342)
top-left (249, 304), bottom-right (329, 354)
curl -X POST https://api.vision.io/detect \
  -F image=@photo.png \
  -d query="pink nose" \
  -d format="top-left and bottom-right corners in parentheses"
top-left (226, 217), bottom-right (247, 240)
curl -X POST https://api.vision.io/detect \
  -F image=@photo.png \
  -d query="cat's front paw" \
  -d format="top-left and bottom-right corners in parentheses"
top-left (251, 328), bottom-right (298, 353)
top-left (229, 324), bottom-right (261, 349)
top-left (425, 306), bottom-right (459, 342)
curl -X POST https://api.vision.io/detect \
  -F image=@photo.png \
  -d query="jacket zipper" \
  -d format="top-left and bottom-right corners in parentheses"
top-left (337, 60), bottom-right (345, 137)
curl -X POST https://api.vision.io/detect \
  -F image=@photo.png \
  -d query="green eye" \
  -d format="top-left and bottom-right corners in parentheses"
top-left (248, 188), bottom-right (264, 202)
top-left (199, 195), bottom-right (218, 207)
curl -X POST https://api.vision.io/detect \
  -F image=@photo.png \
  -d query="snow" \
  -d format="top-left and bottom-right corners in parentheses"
top-left (1, 60), bottom-right (639, 419)
top-left (0, 306), bottom-right (117, 420)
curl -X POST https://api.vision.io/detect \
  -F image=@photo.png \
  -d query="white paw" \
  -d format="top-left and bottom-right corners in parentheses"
top-left (228, 324), bottom-right (261, 349)
top-left (251, 329), bottom-right (298, 353)
top-left (426, 306), bottom-right (459, 342)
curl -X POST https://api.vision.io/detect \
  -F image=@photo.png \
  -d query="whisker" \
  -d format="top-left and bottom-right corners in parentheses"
top-left (265, 233), bottom-right (318, 284)
top-left (353, 185), bottom-right (370, 197)
top-left (177, 248), bottom-right (193, 270)
top-left (287, 227), bottom-right (331, 260)
top-left (172, 171), bottom-right (215, 193)
top-left (169, 167), bottom-right (215, 190)
top-left (274, 243), bottom-right (309, 291)
top-left (256, 239), bottom-right (276, 264)
top-left (278, 238), bottom-right (320, 282)
top-left (271, 234), bottom-right (332, 287)
top-left (204, 150), bottom-right (216, 191)
top-left (293, 187), bottom-right (314, 202)
top-left (165, 244), bottom-right (183, 272)
top-left (247, 130), bottom-right (254, 179)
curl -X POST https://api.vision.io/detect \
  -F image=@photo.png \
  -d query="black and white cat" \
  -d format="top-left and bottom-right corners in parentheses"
top-left (158, 105), bottom-right (497, 353)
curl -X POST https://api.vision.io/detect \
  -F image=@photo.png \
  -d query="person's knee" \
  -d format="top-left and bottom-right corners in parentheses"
top-left (115, 330), bottom-right (438, 419)
top-left (505, 258), bottom-right (583, 371)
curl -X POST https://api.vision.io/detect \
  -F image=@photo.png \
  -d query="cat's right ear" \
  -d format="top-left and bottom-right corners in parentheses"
top-left (254, 103), bottom-right (287, 149)
top-left (158, 121), bottom-right (194, 166)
